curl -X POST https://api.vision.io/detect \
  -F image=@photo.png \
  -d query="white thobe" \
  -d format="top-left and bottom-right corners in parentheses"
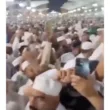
top-left (89, 43), bottom-right (104, 61)
top-left (63, 53), bottom-right (85, 69)
top-left (12, 37), bottom-right (19, 51)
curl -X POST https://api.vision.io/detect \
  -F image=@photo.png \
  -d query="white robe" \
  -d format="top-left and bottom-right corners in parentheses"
top-left (89, 43), bottom-right (104, 61)
top-left (63, 53), bottom-right (85, 69)
top-left (12, 37), bottom-right (19, 51)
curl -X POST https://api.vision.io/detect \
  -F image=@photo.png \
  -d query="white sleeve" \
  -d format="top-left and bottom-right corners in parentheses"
top-left (12, 37), bottom-right (19, 51)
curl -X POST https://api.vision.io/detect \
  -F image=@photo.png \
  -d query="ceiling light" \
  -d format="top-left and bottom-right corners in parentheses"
top-left (101, 7), bottom-right (104, 11)
top-left (77, 8), bottom-right (81, 11)
top-left (31, 9), bottom-right (36, 12)
top-left (19, 3), bottom-right (25, 7)
top-left (89, 9), bottom-right (92, 12)
top-left (95, 8), bottom-right (98, 11)
top-left (84, 10), bottom-right (87, 13)
top-left (73, 9), bottom-right (76, 12)
top-left (81, 14), bottom-right (84, 16)
top-left (82, 7), bottom-right (87, 9)
top-left (26, 7), bottom-right (31, 10)
top-left (92, 3), bottom-right (98, 7)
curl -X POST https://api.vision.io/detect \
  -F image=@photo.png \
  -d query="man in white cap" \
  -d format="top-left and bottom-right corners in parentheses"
top-left (25, 75), bottom-right (66, 110)
top-left (64, 41), bottom-right (94, 69)
top-left (89, 28), bottom-right (104, 61)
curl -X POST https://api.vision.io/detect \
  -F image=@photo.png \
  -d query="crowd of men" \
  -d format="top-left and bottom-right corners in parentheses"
top-left (6, 18), bottom-right (104, 110)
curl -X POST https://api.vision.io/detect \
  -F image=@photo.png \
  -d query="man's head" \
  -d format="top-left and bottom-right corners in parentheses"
top-left (21, 61), bottom-right (40, 81)
top-left (72, 40), bottom-right (81, 56)
top-left (21, 61), bottom-right (49, 81)
top-left (22, 50), bottom-right (38, 61)
top-left (81, 42), bottom-right (94, 58)
top-left (81, 31), bottom-right (90, 42)
top-left (27, 75), bottom-right (62, 110)
top-left (16, 28), bottom-right (24, 38)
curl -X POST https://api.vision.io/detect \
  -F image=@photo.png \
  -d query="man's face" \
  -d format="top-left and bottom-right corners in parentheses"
top-left (29, 90), bottom-right (59, 110)
top-left (82, 33), bottom-right (89, 42)
top-left (72, 47), bottom-right (80, 56)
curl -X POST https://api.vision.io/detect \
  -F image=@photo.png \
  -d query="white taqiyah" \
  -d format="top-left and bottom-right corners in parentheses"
top-left (81, 42), bottom-right (93, 50)
top-left (21, 61), bottom-right (30, 71)
top-left (97, 28), bottom-right (104, 32)
top-left (33, 75), bottom-right (62, 96)
top-left (61, 52), bottom-right (75, 63)
top-left (57, 36), bottom-right (65, 42)
top-left (66, 38), bottom-right (72, 44)
top-left (12, 56), bottom-right (22, 67)
top-left (35, 44), bottom-right (41, 49)
top-left (18, 42), bottom-right (28, 49)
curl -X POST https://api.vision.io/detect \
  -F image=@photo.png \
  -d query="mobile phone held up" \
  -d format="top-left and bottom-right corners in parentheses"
top-left (75, 58), bottom-right (99, 79)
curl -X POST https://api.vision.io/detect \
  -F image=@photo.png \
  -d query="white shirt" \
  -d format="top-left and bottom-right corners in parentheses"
top-left (63, 53), bottom-right (85, 69)
top-left (12, 37), bottom-right (19, 51)
top-left (89, 43), bottom-right (104, 61)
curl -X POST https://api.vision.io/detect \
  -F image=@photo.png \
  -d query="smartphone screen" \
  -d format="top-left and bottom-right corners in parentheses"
top-left (75, 58), bottom-right (99, 78)
top-left (75, 58), bottom-right (90, 78)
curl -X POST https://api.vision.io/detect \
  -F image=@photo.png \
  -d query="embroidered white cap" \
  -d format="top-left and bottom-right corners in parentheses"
top-left (12, 56), bottom-right (22, 67)
top-left (57, 36), bottom-right (65, 42)
top-left (21, 61), bottom-right (30, 71)
top-left (66, 38), bottom-right (72, 44)
top-left (81, 42), bottom-right (93, 50)
top-left (97, 28), bottom-right (104, 32)
top-left (33, 75), bottom-right (62, 96)
top-left (61, 52), bottom-right (75, 63)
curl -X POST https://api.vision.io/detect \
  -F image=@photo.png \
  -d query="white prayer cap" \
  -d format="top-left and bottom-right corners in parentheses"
top-left (41, 41), bottom-right (48, 47)
top-left (66, 38), bottom-right (72, 44)
top-left (12, 56), bottom-right (22, 67)
top-left (61, 52), bottom-right (75, 63)
top-left (57, 36), bottom-right (65, 42)
top-left (97, 28), bottom-right (104, 32)
top-left (21, 61), bottom-right (30, 71)
top-left (81, 42), bottom-right (93, 50)
top-left (35, 44), bottom-right (41, 49)
top-left (33, 75), bottom-right (62, 96)
top-left (74, 32), bottom-right (78, 35)
top-left (83, 28), bottom-right (88, 32)
top-left (6, 43), bottom-right (12, 47)
top-left (68, 26), bottom-right (73, 31)
top-left (18, 42), bottom-right (28, 49)
top-left (57, 26), bottom-right (65, 30)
